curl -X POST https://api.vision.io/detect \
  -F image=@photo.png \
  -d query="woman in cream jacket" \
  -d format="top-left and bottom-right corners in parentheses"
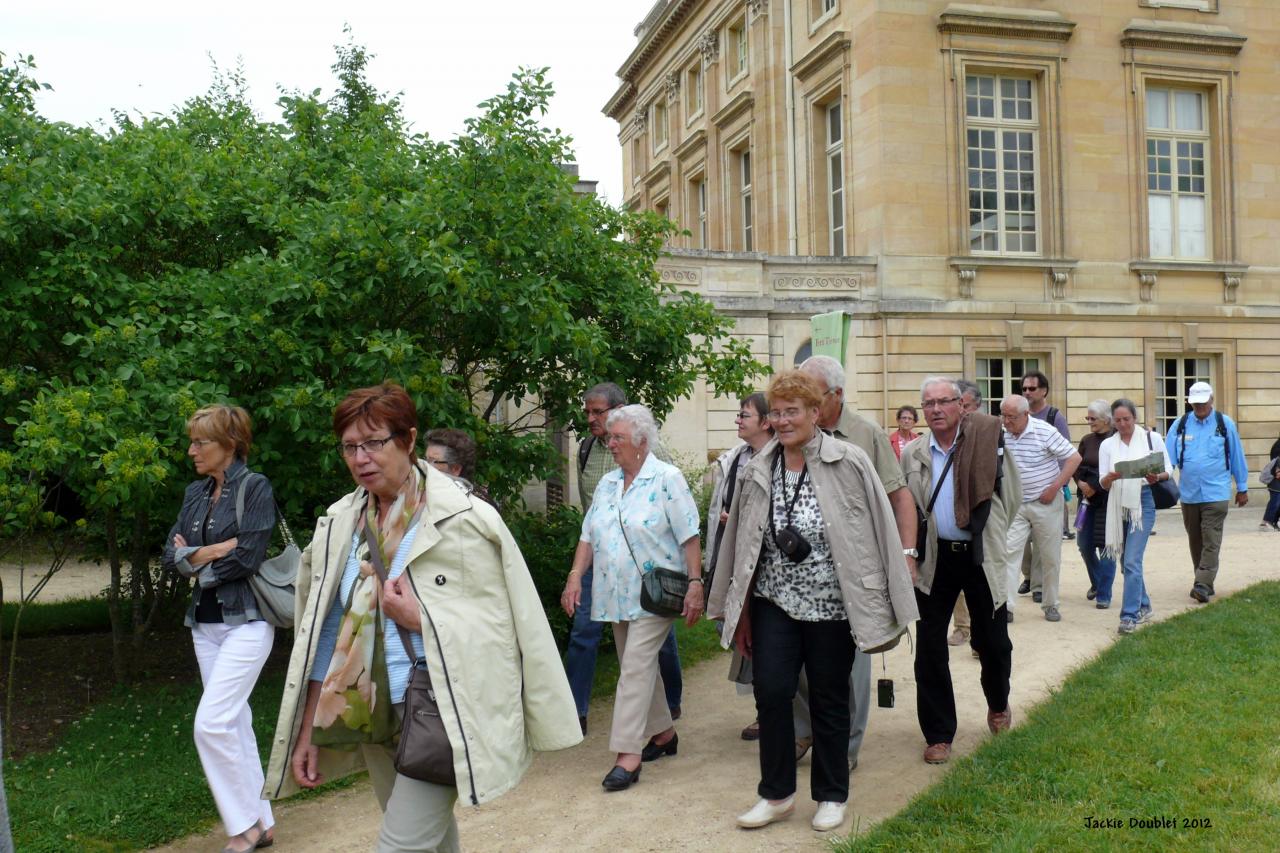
top-left (264, 384), bottom-right (580, 852)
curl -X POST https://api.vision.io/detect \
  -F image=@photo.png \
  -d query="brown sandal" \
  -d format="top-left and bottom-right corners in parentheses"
top-left (220, 821), bottom-right (273, 853)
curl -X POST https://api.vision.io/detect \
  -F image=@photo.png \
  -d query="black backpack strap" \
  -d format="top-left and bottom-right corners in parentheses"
top-left (1216, 410), bottom-right (1229, 470)
top-left (1174, 414), bottom-right (1188, 469)
top-left (1046, 406), bottom-right (1060, 428)
top-left (577, 435), bottom-right (595, 475)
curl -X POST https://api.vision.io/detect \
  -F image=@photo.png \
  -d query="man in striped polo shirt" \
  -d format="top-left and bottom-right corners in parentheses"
top-left (1000, 395), bottom-right (1081, 622)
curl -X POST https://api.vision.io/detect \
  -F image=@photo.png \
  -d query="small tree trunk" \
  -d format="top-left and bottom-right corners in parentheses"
top-left (104, 508), bottom-right (129, 684)
top-left (129, 510), bottom-right (150, 666)
top-left (4, 606), bottom-right (23, 758)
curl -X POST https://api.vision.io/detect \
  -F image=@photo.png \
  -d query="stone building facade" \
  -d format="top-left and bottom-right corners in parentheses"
top-left (599, 0), bottom-right (1278, 489)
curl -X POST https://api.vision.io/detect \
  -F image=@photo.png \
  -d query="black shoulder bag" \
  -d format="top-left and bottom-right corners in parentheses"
top-left (1146, 430), bottom-right (1180, 510)
top-left (617, 487), bottom-right (689, 619)
top-left (915, 447), bottom-right (957, 563)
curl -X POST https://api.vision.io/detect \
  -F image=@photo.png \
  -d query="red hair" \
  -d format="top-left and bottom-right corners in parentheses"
top-left (332, 383), bottom-right (418, 453)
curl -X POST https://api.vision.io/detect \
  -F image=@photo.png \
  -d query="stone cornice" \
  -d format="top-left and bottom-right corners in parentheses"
top-left (711, 89), bottom-right (755, 128)
top-left (791, 30), bottom-right (850, 81)
top-left (605, 0), bottom-right (703, 121)
top-left (672, 128), bottom-right (707, 160)
top-left (937, 4), bottom-right (1076, 43)
top-left (1120, 19), bottom-right (1246, 56)
top-left (604, 81), bottom-right (636, 122)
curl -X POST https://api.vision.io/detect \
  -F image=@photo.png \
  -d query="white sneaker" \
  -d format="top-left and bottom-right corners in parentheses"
top-left (812, 801), bottom-right (847, 831)
top-left (737, 795), bottom-right (795, 829)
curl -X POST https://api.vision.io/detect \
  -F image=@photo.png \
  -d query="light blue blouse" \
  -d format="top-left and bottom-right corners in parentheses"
top-left (310, 525), bottom-right (427, 704)
top-left (579, 453), bottom-right (700, 622)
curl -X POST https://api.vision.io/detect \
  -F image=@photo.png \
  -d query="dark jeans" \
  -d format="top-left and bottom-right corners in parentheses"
top-left (564, 565), bottom-right (682, 717)
top-left (1077, 504), bottom-right (1116, 604)
top-left (1264, 489), bottom-right (1280, 525)
top-left (915, 540), bottom-right (1012, 745)
top-left (750, 597), bottom-right (855, 803)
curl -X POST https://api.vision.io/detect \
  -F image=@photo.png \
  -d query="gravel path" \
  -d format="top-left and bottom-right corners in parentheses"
top-left (136, 510), bottom-right (1276, 851)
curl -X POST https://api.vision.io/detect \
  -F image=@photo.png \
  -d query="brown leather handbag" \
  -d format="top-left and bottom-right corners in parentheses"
top-left (365, 535), bottom-right (456, 786)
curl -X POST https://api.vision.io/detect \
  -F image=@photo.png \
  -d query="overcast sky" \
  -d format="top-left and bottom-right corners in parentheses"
top-left (5, 0), bottom-right (656, 204)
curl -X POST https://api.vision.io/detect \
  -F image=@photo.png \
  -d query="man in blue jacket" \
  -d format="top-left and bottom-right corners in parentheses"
top-left (1167, 382), bottom-right (1249, 603)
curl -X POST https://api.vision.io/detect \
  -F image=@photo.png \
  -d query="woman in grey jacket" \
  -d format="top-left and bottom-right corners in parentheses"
top-left (707, 371), bottom-right (917, 834)
top-left (161, 405), bottom-right (278, 853)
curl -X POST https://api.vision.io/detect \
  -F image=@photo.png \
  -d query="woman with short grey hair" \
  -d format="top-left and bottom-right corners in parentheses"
top-left (1073, 400), bottom-right (1117, 606)
top-left (561, 403), bottom-right (703, 792)
top-left (606, 404), bottom-right (660, 452)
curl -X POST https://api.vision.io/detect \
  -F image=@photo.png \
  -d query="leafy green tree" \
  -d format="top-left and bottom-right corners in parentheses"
top-left (0, 43), bottom-right (765, 680)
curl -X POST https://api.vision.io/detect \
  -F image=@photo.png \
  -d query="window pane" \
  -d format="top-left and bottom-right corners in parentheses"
top-left (1178, 196), bottom-right (1207, 258)
top-left (1147, 89), bottom-right (1169, 130)
top-left (1174, 91), bottom-right (1204, 132)
top-left (828, 103), bottom-right (842, 144)
top-left (1149, 194), bottom-right (1173, 257)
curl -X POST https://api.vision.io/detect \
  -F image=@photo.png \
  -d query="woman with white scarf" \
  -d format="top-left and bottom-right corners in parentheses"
top-left (1098, 398), bottom-right (1173, 635)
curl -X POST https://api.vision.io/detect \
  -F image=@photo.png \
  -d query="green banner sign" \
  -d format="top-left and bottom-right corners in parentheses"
top-left (810, 310), bottom-right (850, 364)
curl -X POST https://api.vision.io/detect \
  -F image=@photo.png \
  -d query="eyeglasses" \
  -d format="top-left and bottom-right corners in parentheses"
top-left (1021, 386), bottom-right (1038, 393)
top-left (605, 432), bottom-right (633, 445)
top-left (1084, 415), bottom-right (1098, 422)
top-left (920, 397), bottom-right (960, 410)
top-left (339, 434), bottom-right (398, 457)
top-left (189, 438), bottom-right (218, 450)
top-left (735, 411), bottom-right (757, 421)
top-left (767, 408), bottom-right (806, 422)
top-left (585, 405), bottom-right (619, 417)
top-left (427, 458), bottom-right (451, 469)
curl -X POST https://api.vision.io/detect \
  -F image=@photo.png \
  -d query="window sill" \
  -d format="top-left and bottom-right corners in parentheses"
top-left (808, 8), bottom-right (838, 36)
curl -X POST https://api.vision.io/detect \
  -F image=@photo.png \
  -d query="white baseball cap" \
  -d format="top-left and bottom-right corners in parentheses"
top-left (1186, 381), bottom-right (1213, 404)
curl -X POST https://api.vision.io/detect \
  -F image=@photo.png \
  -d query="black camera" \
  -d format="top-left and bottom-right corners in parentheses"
top-left (877, 678), bottom-right (895, 708)
top-left (774, 525), bottom-right (812, 563)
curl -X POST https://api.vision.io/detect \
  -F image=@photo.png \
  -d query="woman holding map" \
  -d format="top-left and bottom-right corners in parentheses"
top-left (1097, 399), bottom-right (1174, 635)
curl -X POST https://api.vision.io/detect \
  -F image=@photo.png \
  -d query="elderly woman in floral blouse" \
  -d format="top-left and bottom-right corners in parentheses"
top-left (560, 404), bottom-right (703, 792)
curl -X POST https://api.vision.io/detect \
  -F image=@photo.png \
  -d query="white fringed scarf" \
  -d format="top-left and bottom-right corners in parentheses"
top-left (1103, 429), bottom-right (1150, 560)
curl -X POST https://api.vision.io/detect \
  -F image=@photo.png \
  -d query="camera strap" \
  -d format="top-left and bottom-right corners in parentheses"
top-left (769, 447), bottom-right (809, 544)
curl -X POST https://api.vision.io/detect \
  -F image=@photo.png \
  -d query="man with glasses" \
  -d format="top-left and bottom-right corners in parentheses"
top-left (1000, 395), bottom-right (1081, 623)
top-left (567, 382), bottom-right (682, 734)
top-left (795, 356), bottom-right (917, 773)
top-left (901, 377), bottom-right (1021, 764)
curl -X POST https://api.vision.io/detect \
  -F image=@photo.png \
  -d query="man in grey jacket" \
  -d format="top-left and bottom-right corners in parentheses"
top-left (901, 377), bottom-right (1021, 765)
top-left (794, 356), bottom-right (917, 771)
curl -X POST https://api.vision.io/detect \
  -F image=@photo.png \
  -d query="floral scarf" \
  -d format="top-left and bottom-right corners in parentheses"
top-left (1103, 431), bottom-right (1148, 560)
top-left (311, 464), bottom-right (427, 746)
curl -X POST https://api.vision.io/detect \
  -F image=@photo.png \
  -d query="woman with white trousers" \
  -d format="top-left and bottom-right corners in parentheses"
top-left (162, 405), bottom-right (278, 853)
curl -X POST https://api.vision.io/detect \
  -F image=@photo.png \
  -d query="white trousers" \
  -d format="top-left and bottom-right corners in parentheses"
top-left (192, 620), bottom-right (275, 837)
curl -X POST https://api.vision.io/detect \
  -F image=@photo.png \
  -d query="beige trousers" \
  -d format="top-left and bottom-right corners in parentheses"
top-left (952, 591), bottom-right (971, 631)
top-left (1006, 495), bottom-right (1064, 612)
top-left (610, 616), bottom-right (676, 754)
top-left (360, 725), bottom-right (461, 853)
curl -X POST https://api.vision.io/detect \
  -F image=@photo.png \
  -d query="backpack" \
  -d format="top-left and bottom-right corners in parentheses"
top-left (1173, 411), bottom-right (1230, 471)
top-left (234, 473), bottom-right (300, 629)
top-left (577, 434), bottom-right (596, 474)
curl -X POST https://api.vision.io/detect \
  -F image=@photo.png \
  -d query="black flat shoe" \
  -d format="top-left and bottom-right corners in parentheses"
top-left (641, 731), bottom-right (678, 762)
top-left (1086, 586), bottom-right (1097, 601)
top-left (602, 764), bottom-right (641, 791)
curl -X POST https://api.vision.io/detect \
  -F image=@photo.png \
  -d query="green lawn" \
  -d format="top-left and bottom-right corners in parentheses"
top-left (837, 581), bottom-right (1280, 853)
top-left (4, 617), bottom-right (725, 851)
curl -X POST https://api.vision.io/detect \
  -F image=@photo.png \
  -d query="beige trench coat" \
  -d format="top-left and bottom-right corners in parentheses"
top-left (706, 433), bottom-right (919, 653)
top-left (263, 464), bottom-right (581, 806)
top-left (899, 426), bottom-right (1022, 611)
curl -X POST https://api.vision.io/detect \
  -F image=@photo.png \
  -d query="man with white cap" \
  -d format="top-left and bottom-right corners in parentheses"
top-left (1167, 382), bottom-right (1249, 603)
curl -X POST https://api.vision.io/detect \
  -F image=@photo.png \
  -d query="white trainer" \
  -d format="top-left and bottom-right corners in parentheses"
top-left (812, 801), bottom-right (847, 831)
top-left (737, 795), bottom-right (795, 829)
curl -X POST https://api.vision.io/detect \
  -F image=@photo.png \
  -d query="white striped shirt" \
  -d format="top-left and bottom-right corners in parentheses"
top-left (1005, 416), bottom-right (1076, 502)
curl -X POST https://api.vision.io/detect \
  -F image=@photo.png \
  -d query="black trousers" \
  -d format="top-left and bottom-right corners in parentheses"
top-left (751, 597), bottom-right (855, 802)
top-left (914, 540), bottom-right (1012, 745)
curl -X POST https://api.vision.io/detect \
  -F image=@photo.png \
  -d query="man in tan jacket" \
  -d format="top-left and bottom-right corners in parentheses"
top-left (900, 377), bottom-right (1021, 765)
top-left (794, 356), bottom-right (917, 771)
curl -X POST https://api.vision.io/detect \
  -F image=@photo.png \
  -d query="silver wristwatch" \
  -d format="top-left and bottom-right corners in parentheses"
top-left (902, 548), bottom-right (920, 559)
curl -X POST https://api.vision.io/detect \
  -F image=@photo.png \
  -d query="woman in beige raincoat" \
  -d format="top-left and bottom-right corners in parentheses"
top-left (264, 384), bottom-right (580, 853)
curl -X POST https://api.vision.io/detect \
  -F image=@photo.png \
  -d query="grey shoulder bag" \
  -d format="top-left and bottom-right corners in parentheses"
top-left (235, 473), bottom-right (300, 629)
